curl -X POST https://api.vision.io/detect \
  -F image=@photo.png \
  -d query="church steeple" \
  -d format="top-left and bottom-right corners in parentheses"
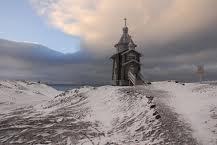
top-left (123, 18), bottom-right (128, 34)
top-left (115, 18), bottom-right (137, 52)
top-left (115, 18), bottom-right (131, 52)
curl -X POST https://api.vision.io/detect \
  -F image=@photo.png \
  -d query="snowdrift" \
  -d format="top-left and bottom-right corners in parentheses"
top-left (0, 80), bottom-right (60, 113)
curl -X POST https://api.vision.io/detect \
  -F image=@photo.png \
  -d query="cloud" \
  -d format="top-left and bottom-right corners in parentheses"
top-left (31, 0), bottom-right (217, 54)
top-left (28, 0), bottom-right (217, 82)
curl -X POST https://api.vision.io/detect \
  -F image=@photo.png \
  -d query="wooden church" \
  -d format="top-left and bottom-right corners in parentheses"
top-left (111, 19), bottom-right (144, 86)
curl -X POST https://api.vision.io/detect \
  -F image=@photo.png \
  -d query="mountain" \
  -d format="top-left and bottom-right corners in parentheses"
top-left (0, 38), bottom-right (92, 63)
top-left (0, 39), bottom-right (64, 61)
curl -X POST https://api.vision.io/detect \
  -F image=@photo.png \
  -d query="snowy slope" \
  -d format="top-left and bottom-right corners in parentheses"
top-left (0, 81), bottom-right (216, 145)
top-left (152, 81), bottom-right (217, 145)
top-left (0, 85), bottom-right (166, 145)
top-left (34, 86), bottom-right (164, 145)
top-left (0, 80), bottom-right (60, 113)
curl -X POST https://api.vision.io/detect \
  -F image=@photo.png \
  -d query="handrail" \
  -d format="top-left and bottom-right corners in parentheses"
top-left (128, 71), bottom-right (136, 85)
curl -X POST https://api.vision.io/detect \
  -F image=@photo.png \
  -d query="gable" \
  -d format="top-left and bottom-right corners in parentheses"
top-left (121, 49), bottom-right (141, 57)
top-left (122, 60), bottom-right (141, 66)
top-left (127, 51), bottom-right (138, 57)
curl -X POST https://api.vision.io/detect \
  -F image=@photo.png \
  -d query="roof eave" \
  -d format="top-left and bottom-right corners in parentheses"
top-left (122, 60), bottom-right (141, 66)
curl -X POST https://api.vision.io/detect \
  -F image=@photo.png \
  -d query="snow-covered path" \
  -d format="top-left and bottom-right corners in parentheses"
top-left (152, 81), bottom-right (217, 145)
top-left (136, 85), bottom-right (199, 145)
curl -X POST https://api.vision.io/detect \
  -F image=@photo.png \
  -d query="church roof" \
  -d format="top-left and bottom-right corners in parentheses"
top-left (123, 59), bottom-right (141, 66)
top-left (115, 19), bottom-right (137, 48)
top-left (121, 49), bottom-right (142, 56)
top-left (110, 53), bottom-right (118, 59)
top-left (110, 52), bottom-right (121, 59)
top-left (129, 38), bottom-right (137, 48)
top-left (119, 29), bottom-right (130, 43)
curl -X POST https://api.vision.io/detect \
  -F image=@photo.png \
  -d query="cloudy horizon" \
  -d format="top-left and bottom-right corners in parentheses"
top-left (0, 0), bottom-right (217, 83)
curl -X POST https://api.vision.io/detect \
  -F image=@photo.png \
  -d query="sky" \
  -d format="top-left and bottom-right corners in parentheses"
top-left (0, 0), bottom-right (217, 83)
top-left (0, 0), bottom-right (80, 53)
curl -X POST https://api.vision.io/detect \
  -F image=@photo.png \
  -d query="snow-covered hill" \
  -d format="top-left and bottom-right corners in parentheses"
top-left (0, 80), bottom-right (60, 113)
top-left (0, 81), bottom-right (216, 145)
top-left (0, 83), bottom-right (166, 145)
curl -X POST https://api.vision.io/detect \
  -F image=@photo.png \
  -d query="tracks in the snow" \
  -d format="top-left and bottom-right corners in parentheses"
top-left (136, 85), bottom-right (200, 145)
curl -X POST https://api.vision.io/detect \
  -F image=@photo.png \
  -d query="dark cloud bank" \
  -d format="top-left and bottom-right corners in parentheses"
top-left (139, 25), bottom-right (217, 82)
top-left (1, 31), bottom-right (217, 84)
top-left (0, 39), bottom-right (111, 84)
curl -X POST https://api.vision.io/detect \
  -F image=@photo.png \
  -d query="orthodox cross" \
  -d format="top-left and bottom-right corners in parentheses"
top-left (124, 18), bottom-right (127, 27)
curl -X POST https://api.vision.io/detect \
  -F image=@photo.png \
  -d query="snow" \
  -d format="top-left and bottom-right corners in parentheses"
top-left (33, 86), bottom-right (163, 144)
top-left (85, 86), bottom-right (122, 128)
top-left (0, 80), bottom-right (60, 113)
top-left (0, 80), bottom-right (217, 144)
top-left (152, 81), bottom-right (217, 145)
